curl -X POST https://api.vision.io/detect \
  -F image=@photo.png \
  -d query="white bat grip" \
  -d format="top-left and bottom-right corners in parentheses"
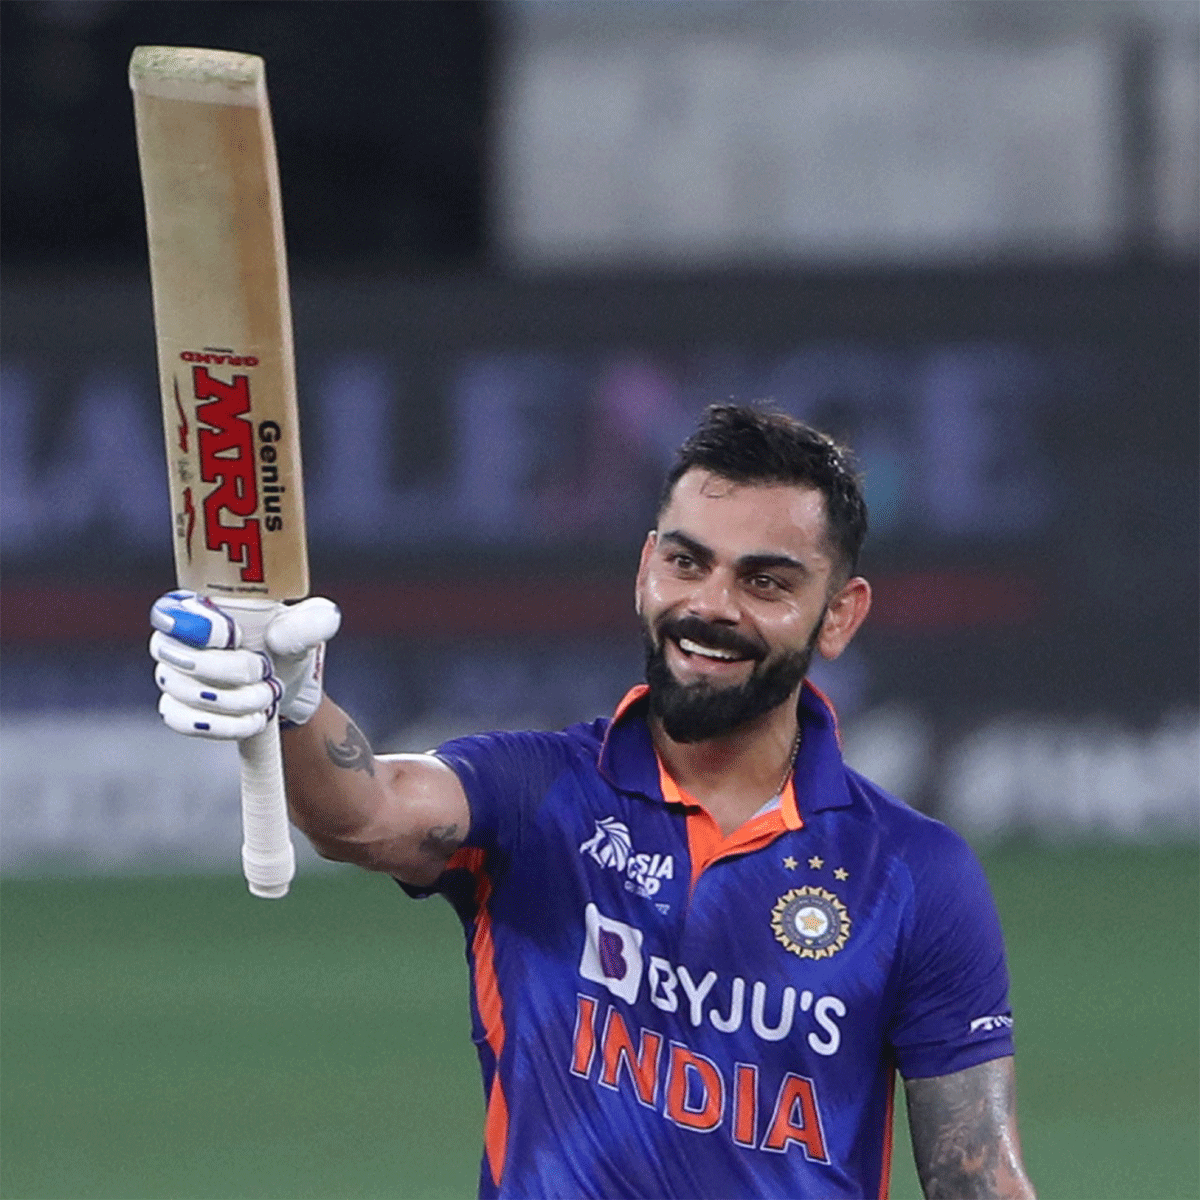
top-left (238, 716), bottom-right (295, 898)
top-left (223, 598), bottom-right (296, 899)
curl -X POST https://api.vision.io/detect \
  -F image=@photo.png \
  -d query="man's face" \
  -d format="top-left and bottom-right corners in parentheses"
top-left (635, 469), bottom-right (848, 743)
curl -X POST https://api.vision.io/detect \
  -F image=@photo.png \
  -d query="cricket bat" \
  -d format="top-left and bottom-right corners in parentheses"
top-left (130, 46), bottom-right (308, 898)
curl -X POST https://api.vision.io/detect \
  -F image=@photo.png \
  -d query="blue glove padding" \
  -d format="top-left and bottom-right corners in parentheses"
top-left (151, 591), bottom-right (241, 650)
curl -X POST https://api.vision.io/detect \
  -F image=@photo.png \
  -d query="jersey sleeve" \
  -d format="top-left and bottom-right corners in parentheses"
top-left (888, 823), bottom-right (1015, 1079)
top-left (396, 724), bottom-right (599, 903)
top-left (435, 728), bottom-right (580, 858)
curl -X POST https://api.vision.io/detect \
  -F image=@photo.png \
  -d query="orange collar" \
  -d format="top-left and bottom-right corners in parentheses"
top-left (655, 745), bottom-right (804, 894)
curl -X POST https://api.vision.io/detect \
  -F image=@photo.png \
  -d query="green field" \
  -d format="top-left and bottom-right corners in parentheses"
top-left (2, 844), bottom-right (1197, 1200)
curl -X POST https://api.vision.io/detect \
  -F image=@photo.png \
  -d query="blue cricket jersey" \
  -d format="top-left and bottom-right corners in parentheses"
top-left (414, 682), bottom-right (1014, 1199)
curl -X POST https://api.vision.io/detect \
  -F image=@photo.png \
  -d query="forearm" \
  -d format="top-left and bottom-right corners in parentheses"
top-left (281, 696), bottom-right (390, 863)
top-left (906, 1058), bottom-right (1036, 1200)
top-left (281, 695), bottom-right (468, 884)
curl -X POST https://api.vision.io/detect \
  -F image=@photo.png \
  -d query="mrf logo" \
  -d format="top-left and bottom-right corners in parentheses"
top-left (192, 365), bottom-right (263, 582)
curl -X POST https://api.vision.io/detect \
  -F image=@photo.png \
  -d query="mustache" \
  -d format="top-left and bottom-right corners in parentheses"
top-left (653, 614), bottom-right (768, 662)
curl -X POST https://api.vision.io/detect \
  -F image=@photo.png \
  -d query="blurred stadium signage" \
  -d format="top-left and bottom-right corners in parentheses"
top-left (2, 706), bottom-right (1194, 874)
top-left (0, 267), bottom-right (1195, 862)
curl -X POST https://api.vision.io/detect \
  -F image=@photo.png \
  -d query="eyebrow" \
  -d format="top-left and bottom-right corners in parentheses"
top-left (658, 530), bottom-right (809, 576)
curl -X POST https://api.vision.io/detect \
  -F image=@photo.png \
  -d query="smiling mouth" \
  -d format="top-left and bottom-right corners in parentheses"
top-left (675, 637), bottom-right (753, 663)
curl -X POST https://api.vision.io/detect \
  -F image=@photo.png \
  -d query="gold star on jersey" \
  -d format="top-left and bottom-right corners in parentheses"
top-left (770, 886), bottom-right (852, 960)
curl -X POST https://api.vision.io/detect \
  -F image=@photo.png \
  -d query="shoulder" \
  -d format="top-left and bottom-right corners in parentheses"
top-left (434, 716), bottom-right (609, 785)
top-left (799, 684), bottom-right (977, 877)
top-left (842, 767), bottom-right (990, 900)
top-left (846, 772), bottom-right (1008, 985)
top-left (430, 717), bottom-right (613, 853)
top-left (844, 767), bottom-right (967, 846)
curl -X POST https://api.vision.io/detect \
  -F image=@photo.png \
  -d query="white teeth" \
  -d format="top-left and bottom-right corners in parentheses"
top-left (678, 637), bottom-right (741, 661)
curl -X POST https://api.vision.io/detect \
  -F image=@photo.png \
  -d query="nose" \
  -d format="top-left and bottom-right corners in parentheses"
top-left (685, 567), bottom-right (740, 624)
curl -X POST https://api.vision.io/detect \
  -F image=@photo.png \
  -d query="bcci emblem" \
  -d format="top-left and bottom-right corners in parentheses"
top-left (771, 887), bottom-right (851, 960)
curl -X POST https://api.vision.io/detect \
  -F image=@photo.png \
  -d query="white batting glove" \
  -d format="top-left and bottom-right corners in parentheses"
top-left (150, 591), bottom-right (341, 739)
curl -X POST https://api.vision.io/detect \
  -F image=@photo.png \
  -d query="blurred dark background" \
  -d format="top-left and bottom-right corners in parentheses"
top-left (1, 0), bottom-right (492, 271)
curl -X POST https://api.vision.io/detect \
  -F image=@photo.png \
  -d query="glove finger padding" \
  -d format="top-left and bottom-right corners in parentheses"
top-left (149, 631), bottom-right (274, 687)
top-left (158, 693), bottom-right (269, 740)
top-left (155, 660), bottom-right (281, 715)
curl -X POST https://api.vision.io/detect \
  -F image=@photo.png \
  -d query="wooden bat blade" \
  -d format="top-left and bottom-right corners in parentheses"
top-left (131, 46), bottom-right (308, 602)
top-left (132, 46), bottom-right (305, 899)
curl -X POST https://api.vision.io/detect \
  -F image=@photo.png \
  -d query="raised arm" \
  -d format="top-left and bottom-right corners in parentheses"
top-left (151, 591), bottom-right (469, 887)
top-left (904, 1057), bottom-right (1035, 1200)
top-left (281, 695), bottom-right (469, 886)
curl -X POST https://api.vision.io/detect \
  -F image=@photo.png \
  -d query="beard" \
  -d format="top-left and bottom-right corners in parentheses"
top-left (642, 611), bottom-right (823, 743)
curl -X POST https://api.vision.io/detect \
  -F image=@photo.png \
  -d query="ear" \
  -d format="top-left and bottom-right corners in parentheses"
top-left (634, 531), bottom-right (657, 615)
top-left (816, 576), bottom-right (871, 660)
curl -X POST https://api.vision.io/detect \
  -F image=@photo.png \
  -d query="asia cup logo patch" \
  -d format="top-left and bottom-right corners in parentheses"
top-left (580, 817), bottom-right (675, 901)
top-left (771, 887), bottom-right (851, 960)
top-left (580, 817), bottom-right (633, 870)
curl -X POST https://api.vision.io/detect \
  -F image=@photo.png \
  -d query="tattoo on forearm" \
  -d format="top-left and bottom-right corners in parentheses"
top-left (419, 823), bottom-right (462, 863)
top-left (325, 722), bottom-right (375, 777)
top-left (906, 1059), bottom-right (1031, 1199)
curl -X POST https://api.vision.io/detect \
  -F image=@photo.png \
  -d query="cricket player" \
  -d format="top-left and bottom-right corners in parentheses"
top-left (151, 404), bottom-right (1036, 1199)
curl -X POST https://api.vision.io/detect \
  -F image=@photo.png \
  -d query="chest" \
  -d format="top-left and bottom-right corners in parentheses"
top-left (506, 782), bottom-right (907, 1048)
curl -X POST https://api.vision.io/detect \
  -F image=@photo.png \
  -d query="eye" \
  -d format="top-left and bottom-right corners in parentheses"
top-left (746, 573), bottom-right (786, 595)
top-left (667, 551), bottom-right (699, 573)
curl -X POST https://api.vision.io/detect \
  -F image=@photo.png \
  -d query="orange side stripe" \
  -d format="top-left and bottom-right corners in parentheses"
top-left (779, 776), bottom-right (803, 831)
top-left (878, 1064), bottom-right (896, 1200)
top-left (678, 806), bottom-right (725, 896)
top-left (485, 1076), bottom-right (510, 1188)
top-left (451, 846), bottom-right (510, 1189)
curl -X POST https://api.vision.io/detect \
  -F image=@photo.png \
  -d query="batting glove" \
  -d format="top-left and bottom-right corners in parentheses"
top-left (150, 591), bottom-right (341, 739)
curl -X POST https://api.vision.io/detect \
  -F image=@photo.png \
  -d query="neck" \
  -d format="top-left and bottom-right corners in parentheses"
top-left (651, 692), bottom-right (802, 836)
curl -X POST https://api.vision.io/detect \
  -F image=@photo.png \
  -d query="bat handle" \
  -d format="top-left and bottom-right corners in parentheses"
top-left (222, 597), bottom-right (296, 899)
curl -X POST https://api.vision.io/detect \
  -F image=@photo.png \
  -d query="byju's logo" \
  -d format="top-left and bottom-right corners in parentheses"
top-left (579, 903), bottom-right (644, 1004)
top-left (580, 817), bottom-right (675, 898)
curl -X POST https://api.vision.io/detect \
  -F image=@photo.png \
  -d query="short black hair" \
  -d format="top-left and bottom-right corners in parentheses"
top-left (659, 403), bottom-right (868, 577)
